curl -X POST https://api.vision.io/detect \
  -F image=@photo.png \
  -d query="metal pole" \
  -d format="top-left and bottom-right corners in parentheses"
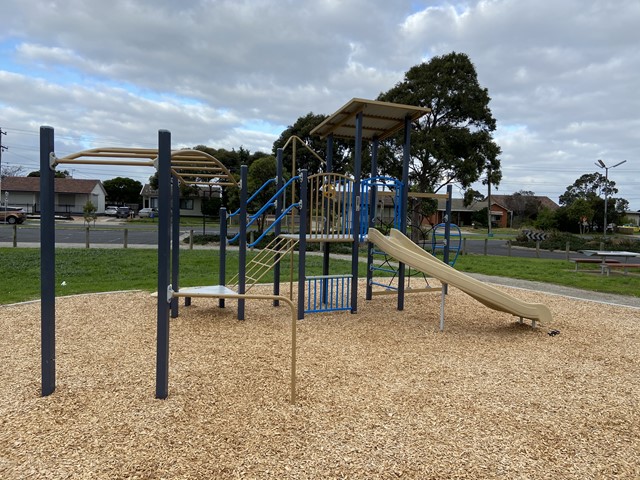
top-left (351, 112), bottom-right (363, 314)
top-left (218, 207), bottom-right (227, 308)
top-left (297, 169), bottom-right (308, 320)
top-left (398, 115), bottom-right (411, 311)
top-left (171, 175), bottom-right (180, 319)
top-left (274, 148), bottom-right (283, 305)
top-left (238, 165), bottom-right (248, 320)
top-left (366, 138), bottom-right (379, 301)
top-left (155, 129), bottom-right (171, 399)
top-left (40, 126), bottom-right (56, 397)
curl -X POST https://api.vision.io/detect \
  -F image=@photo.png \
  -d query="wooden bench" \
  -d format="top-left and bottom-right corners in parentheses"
top-left (601, 263), bottom-right (640, 276)
top-left (569, 258), bottom-right (620, 271)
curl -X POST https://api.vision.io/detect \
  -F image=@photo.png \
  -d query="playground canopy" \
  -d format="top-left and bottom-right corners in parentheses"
top-left (310, 98), bottom-right (430, 141)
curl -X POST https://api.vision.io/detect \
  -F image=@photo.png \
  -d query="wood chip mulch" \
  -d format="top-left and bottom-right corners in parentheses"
top-left (1, 280), bottom-right (638, 479)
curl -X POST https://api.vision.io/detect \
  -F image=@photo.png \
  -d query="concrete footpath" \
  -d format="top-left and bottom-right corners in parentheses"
top-left (2, 241), bottom-right (639, 310)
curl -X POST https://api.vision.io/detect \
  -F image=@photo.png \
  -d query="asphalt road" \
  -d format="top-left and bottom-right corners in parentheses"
top-left (1, 221), bottom-right (574, 260)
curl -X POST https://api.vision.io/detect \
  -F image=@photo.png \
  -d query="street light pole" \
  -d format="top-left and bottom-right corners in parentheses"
top-left (595, 159), bottom-right (626, 238)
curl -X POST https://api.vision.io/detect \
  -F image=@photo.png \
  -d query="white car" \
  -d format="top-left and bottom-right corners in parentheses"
top-left (104, 206), bottom-right (118, 216)
top-left (138, 207), bottom-right (158, 218)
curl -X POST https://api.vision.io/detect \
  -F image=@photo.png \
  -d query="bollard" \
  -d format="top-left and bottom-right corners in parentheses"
top-left (565, 241), bottom-right (570, 261)
top-left (123, 228), bottom-right (128, 249)
top-left (483, 238), bottom-right (488, 255)
top-left (189, 229), bottom-right (194, 250)
top-left (85, 226), bottom-right (90, 248)
top-left (462, 237), bottom-right (466, 256)
top-left (12, 224), bottom-right (17, 247)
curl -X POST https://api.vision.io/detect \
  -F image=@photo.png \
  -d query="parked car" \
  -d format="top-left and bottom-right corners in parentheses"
top-left (104, 206), bottom-right (118, 216)
top-left (115, 206), bottom-right (132, 218)
top-left (0, 206), bottom-right (27, 224)
top-left (138, 207), bottom-right (158, 218)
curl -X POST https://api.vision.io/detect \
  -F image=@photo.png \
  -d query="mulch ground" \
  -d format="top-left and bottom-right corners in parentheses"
top-left (1, 280), bottom-right (638, 479)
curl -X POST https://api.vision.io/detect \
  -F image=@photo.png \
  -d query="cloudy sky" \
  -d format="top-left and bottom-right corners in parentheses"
top-left (1, 0), bottom-right (639, 209)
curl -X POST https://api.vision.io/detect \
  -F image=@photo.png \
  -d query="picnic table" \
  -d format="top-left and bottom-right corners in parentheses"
top-left (577, 250), bottom-right (640, 275)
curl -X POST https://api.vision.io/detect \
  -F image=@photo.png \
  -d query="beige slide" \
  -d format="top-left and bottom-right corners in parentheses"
top-left (368, 228), bottom-right (552, 325)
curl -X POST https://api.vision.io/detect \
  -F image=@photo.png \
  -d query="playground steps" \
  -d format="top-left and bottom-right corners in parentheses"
top-left (228, 235), bottom-right (299, 292)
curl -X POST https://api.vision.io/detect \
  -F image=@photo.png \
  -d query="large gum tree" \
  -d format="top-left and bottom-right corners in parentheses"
top-left (377, 52), bottom-right (502, 197)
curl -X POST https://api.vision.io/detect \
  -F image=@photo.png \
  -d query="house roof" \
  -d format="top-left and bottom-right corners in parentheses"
top-left (491, 194), bottom-right (559, 210)
top-left (310, 98), bottom-right (430, 142)
top-left (1, 176), bottom-right (103, 194)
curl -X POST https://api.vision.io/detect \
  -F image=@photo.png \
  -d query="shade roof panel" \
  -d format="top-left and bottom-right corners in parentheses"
top-left (310, 98), bottom-right (430, 142)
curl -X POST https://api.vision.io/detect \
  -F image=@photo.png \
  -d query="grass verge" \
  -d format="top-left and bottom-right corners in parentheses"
top-left (1, 247), bottom-right (638, 305)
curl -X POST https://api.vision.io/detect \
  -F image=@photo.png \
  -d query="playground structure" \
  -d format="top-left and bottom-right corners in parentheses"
top-left (38, 98), bottom-right (551, 404)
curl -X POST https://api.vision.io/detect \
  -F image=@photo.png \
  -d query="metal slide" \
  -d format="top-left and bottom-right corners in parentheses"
top-left (368, 228), bottom-right (553, 325)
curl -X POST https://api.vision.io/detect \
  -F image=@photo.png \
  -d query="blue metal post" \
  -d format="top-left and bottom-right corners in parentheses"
top-left (366, 138), bottom-right (379, 301)
top-left (273, 148), bottom-right (283, 305)
top-left (350, 112), bottom-right (363, 313)
top-left (297, 169), bottom-right (308, 319)
top-left (156, 129), bottom-right (171, 399)
top-left (40, 126), bottom-right (56, 397)
top-left (171, 175), bottom-right (180, 318)
top-left (398, 115), bottom-right (411, 311)
top-left (219, 207), bottom-right (227, 308)
top-left (238, 165), bottom-right (248, 320)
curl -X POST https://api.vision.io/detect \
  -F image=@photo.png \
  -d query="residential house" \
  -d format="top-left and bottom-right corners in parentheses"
top-left (140, 183), bottom-right (222, 217)
top-left (0, 177), bottom-right (107, 214)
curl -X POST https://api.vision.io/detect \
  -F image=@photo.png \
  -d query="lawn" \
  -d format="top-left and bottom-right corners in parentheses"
top-left (1, 246), bottom-right (638, 305)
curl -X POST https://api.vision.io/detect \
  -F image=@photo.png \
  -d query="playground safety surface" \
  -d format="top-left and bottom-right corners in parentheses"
top-left (1, 280), bottom-right (638, 478)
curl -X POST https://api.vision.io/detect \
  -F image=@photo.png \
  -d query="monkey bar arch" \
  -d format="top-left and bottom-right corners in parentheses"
top-left (53, 147), bottom-right (238, 188)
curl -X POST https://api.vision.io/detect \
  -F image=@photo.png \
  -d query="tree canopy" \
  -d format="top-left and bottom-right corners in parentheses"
top-left (377, 52), bottom-right (502, 194)
top-left (272, 113), bottom-right (353, 176)
top-left (103, 177), bottom-right (143, 205)
top-left (557, 173), bottom-right (629, 232)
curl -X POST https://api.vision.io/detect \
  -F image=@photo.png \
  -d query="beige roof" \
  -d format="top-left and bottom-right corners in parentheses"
top-left (310, 98), bottom-right (430, 142)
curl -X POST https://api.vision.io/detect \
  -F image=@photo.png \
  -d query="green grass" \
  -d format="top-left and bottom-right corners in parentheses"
top-left (455, 254), bottom-right (640, 297)
top-left (0, 248), bottom-right (371, 305)
top-left (2, 247), bottom-right (638, 305)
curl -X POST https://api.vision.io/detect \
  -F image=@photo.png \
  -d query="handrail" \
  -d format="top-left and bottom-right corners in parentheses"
top-left (248, 203), bottom-right (300, 247)
top-left (228, 177), bottom-right (277, 218)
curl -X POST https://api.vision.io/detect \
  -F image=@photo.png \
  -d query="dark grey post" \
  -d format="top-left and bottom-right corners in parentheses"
top-left (156, 130), bottom-right (171, 399)
top-left (218, 207), bottom-right (227, 308)
top-left (40, 126), bottom-right (56, 397)
top-left (237, 165), bottom-right (248, 320)
top-left (366, 138), bottom-right (379, 301)
top-left (322, 135), bottom-right (334, 279)
top-left (350, 112), bottom-right (363, 314)
top-left (273, 148), bottom-right (283, 305)
top-left (398, 115), bottom-right (411, 311)
top-left (297, 169), bottom-right (308, 320)
top-left (171, 175), bottom-right (180, 318)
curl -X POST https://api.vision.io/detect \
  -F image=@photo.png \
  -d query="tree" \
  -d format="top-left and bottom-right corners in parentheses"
top-left (558, 173), bottom-right (628, 232)
top-left (103, 177), bottom-right (143, 205)
top-left (503, 190), bottom-right (541, 227)
top-left (83, 200), bottom-right (97, 226)
top-left (1, 165), bottom-right (26, 178)
top-left (377, 52), bottom-right (502, 195)
top-left (272, 113), bottom-right (352, 176)
top-left (27, 169), bottom-right (70, 178)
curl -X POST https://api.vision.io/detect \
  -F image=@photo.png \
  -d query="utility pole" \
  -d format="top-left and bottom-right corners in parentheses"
top-left (0, 128), bottom-right (7, 207)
